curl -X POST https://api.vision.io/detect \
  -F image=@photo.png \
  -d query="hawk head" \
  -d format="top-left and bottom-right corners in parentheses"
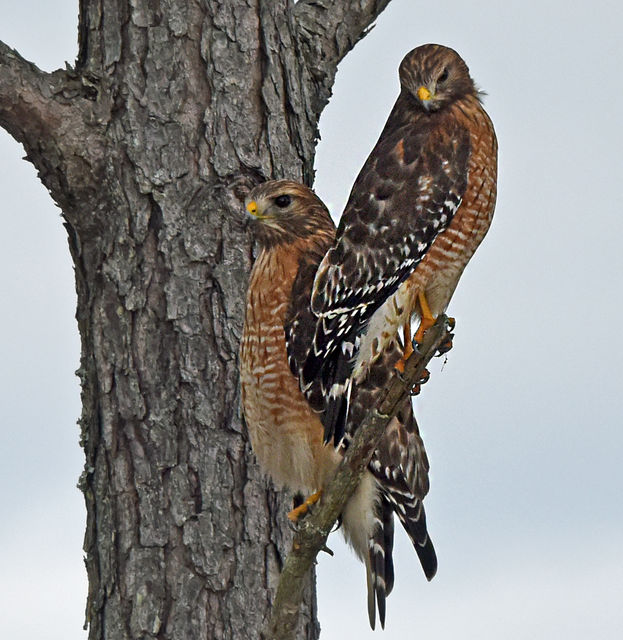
top-left (399, 44), bottom-right (477, 112)
top-left (245, 180), bottom-right (334, 248)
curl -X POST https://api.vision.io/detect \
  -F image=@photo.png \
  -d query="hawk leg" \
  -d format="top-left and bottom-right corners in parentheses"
top-left (287, 490), bottom-right (322, 522)
top-left (413, 291), bottom-right (436, 344)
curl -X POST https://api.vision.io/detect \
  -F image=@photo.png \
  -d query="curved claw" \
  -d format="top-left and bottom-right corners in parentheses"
top-left (287, 490), bottom-right (322, 523)
top-left (397, 367), bottom-right (430, 396)
top-left (436, 336), bottom-right (454, 356)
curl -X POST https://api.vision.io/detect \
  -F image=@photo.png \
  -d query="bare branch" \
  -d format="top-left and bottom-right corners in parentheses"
top-left (0, 41), bottom-right (68, 150)
top-left (263, 316), bottom-right (453, 640)
top-left (293, 0), bottom-right (392, 69)
top-left (0, 40), bottom-right (108, 222)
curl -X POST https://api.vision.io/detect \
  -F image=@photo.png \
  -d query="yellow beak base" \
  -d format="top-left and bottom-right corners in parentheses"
top-left (417, 86), bottom-right (432, 102)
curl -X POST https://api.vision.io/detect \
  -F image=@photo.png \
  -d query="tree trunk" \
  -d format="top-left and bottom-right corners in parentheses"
top-left (0, 1), bottom-right (391, 637)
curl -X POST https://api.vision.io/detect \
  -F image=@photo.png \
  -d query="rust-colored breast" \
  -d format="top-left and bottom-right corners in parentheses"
top-left (403, 94), bottom-right (498, 317)
top-left (240, 244), bottom-right (339, 493)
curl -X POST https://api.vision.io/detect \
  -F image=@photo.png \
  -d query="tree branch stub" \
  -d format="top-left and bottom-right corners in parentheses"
top-left (0, 41), bottom-right (60, 144)
top-left (0, 40), bottom-right (107, 220)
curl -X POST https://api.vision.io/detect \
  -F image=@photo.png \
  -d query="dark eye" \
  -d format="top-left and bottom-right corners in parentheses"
top-left (274, 194), bottom-right (292, 208)
top-left (438, 68), bottom-right (449, 83)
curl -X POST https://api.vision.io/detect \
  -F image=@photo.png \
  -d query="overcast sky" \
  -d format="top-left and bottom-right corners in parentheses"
top-left (1, 1), bottom-right (622, 639)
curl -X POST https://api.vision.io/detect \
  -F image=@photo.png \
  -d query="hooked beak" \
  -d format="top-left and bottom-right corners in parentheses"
top-left (246, 200), bottom-right (271, 222)
top-left (417, 85), bottom-right (433, 109)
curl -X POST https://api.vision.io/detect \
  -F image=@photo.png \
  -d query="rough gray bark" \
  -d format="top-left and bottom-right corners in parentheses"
top-left (0, 1), bottom-right (392, 638)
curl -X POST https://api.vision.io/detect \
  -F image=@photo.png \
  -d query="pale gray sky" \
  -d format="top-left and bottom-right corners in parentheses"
top-left (1, 1), bottom-right (622, 639)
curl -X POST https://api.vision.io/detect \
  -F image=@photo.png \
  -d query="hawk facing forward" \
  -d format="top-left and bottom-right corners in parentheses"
top-left (298, 44), bottom-right (498, 444)
top-left (240, 181), bottom-right (436, 628)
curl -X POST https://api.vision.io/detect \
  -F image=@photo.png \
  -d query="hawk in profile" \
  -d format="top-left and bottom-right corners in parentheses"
top-left (240, 180), bottom-right (436, 629)
top-left (298, 44), bottom-right (498, 444)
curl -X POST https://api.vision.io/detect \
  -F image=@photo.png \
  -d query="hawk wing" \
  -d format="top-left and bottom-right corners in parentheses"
top-left (302, 98), bottom-right (471, 443)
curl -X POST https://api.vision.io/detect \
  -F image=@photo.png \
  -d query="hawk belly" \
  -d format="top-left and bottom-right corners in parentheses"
top-left (240, 247), bottom-right (341, 493)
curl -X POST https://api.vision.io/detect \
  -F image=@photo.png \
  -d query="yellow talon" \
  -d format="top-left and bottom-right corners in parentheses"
top-left (287, 490), bottom-right (322, 522)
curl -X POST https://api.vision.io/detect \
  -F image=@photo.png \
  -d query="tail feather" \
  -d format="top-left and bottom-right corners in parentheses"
top-left (366, 560), bottom-right (377, 630)
top-left (366, 497), bottom-right (396, 630)
top-left (382, 500), bottom-right (395, 596)
top-left (394, 495), bottom-right (437, 581)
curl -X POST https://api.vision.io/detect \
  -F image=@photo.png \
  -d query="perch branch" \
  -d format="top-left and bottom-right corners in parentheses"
top-left (263, 315), bottom-right (453, 640)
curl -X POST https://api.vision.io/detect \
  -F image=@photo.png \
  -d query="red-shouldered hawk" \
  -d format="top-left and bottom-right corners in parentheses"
top-left (296, 44), bottom-right (498, 444)
top-left (240, 180), bottom-right (436, 629)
